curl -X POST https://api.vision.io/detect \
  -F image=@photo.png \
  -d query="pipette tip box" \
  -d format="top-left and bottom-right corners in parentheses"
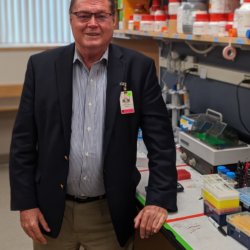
top-left (227, 212), bottom-right (250, 249)
top-left (204, 200), bottom-right (241, 226)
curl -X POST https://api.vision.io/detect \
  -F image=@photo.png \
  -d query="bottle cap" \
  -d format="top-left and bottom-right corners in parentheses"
top-left (226, 172), bottom-right (236, 179)
top-left (246, 29), bottom-right (250, 39)
top-left (221, 168), bottom-right (229, 174)
top-left (217, 165), bottom-right (226, 173)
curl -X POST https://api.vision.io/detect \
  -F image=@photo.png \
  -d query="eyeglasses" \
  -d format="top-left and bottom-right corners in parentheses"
top-left (71, 11), bottom-right (113, 23)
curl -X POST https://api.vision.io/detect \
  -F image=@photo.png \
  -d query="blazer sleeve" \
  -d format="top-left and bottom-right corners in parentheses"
top-left (140, 59), bottom-right (177, 212)
top-left (9, 57), bottom-right (38, 211)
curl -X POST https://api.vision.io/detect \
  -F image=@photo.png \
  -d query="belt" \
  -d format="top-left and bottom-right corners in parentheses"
top-left (66, 194), bottom-right (106, 203)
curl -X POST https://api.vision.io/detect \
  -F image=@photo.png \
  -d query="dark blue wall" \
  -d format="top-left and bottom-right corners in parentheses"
top-left (160, 42), bottom-right (250, 143)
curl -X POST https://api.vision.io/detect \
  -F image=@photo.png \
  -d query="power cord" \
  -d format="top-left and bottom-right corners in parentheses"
top-left (236, 80), bottom-right (250, 134)
top-left (185, 41), bottom-right (216, 55)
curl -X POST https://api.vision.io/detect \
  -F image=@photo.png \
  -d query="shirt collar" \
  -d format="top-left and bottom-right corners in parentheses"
top-left (73, 46), bottom-right (109, 65)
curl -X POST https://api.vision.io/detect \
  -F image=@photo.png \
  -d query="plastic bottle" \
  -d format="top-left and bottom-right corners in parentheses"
top-left (154, 12), bottom-right (168, 32)
top-left (177, 3), bottom-right (185, 33)
top-left (221, 167), bottom-right (230, 180)
top-left (150, 0), bottom-right (161, 15)
top-left (168, 0), bottom-right (181, 18)
top-left (193, 13), bottom-right (210, 35)
top-left (217, 165), bottom-right (226, 176)
top-left (168, 0), bottom-right (181, 33)
top-left (209, 0), bottom-right (239, 13)
top-left (140, 14), bottom-right (155, 32)
top-left (133, 4), bottom-right (147, 31)
top-left (208, 13), bottom-right (228, 36)
top-left (226, 171), bottom-right (237, 188)
top-left (234, 0), bottom-right (250, 37)
top-left (182, 0), bottom-right (208, 34)
top-left (128, 15), bottom-right (134, 31)
top-left (225, 12), bottom-right (234, 35)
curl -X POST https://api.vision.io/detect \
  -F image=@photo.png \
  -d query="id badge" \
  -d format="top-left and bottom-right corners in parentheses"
top-left (120, 91), bottom-right (135, 114)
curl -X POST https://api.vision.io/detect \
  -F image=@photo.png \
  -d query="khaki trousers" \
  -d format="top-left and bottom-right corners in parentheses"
top-left (34, 199), bottom-right (134, 250)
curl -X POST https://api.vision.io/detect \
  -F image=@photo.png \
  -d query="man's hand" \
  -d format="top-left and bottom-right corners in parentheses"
top-left (134, 205), bottom-right (168, 239)
top-left (20, 208), bottom-right (50, 244)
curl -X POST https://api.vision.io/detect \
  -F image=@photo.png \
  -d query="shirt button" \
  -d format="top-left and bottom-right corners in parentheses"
top-left (87, 127), bottom-right (91, 131)
top-left (85, 152), bottom-right (89, 157)
top-left (88, 102), bottom-right (92, 106)
top-left (83, 176), bottom-right (87, 181)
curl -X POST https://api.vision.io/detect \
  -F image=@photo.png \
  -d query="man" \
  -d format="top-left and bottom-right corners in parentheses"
top-left (9, 0), bottom-right (177, 249)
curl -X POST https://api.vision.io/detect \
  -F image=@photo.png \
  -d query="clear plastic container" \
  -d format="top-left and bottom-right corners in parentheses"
top-left (234, 0), bottom-right (250, 37)
top-left (182, 0), bottom-right (208, 34)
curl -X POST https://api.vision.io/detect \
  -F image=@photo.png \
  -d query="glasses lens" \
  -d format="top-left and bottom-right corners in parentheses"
top-left (76, 12), bottom-right (92, 22)
top-left (73, 12), bottom-right (112, 22)
top-left (95, 13), bottom-right (110, 22)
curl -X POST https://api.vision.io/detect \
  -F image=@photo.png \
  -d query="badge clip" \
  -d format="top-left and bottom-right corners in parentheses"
top-left (119, 82), bottom-right (127, 92)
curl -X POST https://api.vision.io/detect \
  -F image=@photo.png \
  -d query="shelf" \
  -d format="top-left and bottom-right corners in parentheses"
top-left (0, 106), bottom-right (19, 112)
top-left (0, 85), bottom-right (22, 113)
top-left (114, 30), bottom-right (250, 47)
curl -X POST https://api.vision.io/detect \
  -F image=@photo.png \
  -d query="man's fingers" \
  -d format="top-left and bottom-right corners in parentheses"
top-left (141, 209), bottom-right (156, 238)
top-left (38, 213), bottom-right (51, 232)
top-left (32, 225), bottom-right (48, 244)
top-left (152, 213), bottom-right (166, 233)
top-left (134, 205), bottom-right (168, 239)
top-left (22, 220), bottom-right (47, 244)
top-left (20, 208), bottom-right (48, 244)
top-left (22, 221), bottom-right (47, 244)
top-left (134, 210), bottom-right (143, 229)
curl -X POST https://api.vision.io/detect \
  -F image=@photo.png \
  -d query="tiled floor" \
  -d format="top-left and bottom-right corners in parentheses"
top-left (0, 164), bottom-right (32, 250)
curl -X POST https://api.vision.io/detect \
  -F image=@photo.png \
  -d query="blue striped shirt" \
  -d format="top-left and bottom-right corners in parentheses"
top-left (67, 48), bottom-right (108, 197)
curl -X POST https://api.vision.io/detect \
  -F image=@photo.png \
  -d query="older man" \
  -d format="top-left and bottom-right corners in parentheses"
top-left (9, 0), bottom-right (177, 249)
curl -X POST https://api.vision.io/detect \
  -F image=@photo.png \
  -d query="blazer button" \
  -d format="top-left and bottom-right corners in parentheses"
top-left (64, 155), bottom-right (69, 161)
top-left (60, 184), bottom-right (64, 190)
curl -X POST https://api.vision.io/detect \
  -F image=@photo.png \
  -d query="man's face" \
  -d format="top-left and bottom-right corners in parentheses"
top-left (70, 0), bottom-right (116, 53)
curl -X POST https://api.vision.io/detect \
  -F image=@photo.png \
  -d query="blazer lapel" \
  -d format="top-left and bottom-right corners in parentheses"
top-left (103, 44), bottom-right (125, 157)
top-left (55, 44), bottom-right (75, 155)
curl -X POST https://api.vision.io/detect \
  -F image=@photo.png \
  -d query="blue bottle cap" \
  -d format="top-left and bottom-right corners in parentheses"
top-left (221, 168), bottom-right (229, 174)
top-left (226, 171), bottom-right (236, 179)
top-left (217, 165), bottom-right (226, 172)
top-left (246, 29), bottom-right (250, 39)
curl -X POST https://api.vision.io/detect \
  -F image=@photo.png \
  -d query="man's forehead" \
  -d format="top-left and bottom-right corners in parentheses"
top-left (73, 0), bottom-right (110, 9)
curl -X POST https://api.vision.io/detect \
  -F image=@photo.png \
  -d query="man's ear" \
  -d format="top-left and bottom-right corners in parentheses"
top-left (113, 13), bottom-right (117, 28)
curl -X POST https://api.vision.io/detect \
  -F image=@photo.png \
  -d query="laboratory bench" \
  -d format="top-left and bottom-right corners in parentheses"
top-left (135, 148), bottom-right (248, 250)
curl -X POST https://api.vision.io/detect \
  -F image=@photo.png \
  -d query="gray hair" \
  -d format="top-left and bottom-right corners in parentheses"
top-left (69, 0), bottom-right (116, 14)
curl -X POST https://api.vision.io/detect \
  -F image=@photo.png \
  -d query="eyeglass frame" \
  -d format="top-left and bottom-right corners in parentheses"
top-left (70, 11), bottom-right (114, 23)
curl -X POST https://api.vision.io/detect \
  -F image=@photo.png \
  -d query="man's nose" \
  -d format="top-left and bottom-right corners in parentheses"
top-left (88, 14), bottom-right (98, 25)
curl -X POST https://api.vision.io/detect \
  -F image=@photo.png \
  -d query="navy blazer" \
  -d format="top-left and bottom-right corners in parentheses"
top-left (9, 43), bottom-right (177, 246)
